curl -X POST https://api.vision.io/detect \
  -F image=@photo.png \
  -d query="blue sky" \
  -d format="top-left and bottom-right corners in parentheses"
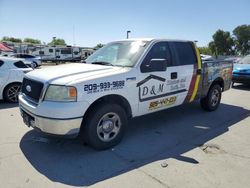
top-left (0, 0), bottom-right (249, 47)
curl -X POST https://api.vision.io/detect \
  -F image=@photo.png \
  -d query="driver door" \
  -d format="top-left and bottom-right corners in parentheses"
top-left (137, 42), bottom-right (191, 115)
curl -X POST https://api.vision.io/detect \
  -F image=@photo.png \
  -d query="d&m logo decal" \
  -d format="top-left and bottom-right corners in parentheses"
top-left (136, 74), bottom-right (187, 102)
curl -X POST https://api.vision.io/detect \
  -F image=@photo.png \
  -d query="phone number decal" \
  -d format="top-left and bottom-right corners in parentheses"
top-left (84, 80), bottom-right (125, 94)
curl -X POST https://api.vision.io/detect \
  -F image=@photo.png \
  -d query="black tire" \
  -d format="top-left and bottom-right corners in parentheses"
top-left (3, 83), bottom-right (21, 103)
top-left (33, 62), bottom-right (38, 68)
top-left (81, 103), bottom-right (128, 150)
top-left (200, 84), bottom-right (222, 112)
top-left (232, 81), bottom-right (235, 87)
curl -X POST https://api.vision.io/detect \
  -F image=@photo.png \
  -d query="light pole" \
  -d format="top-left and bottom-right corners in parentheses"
top-left (126, 31), bottom-right (131, 39)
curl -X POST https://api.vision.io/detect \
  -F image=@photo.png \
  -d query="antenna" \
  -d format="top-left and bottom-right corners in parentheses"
top-left (73, 25), bottom-right (76, 46)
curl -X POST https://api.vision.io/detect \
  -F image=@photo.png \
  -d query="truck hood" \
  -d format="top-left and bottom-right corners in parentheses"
top-left (25, 63), bottom-right (129, 85)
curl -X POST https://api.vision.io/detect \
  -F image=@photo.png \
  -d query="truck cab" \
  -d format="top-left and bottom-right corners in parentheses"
top-left (19, 39), bottom-right (233, 150)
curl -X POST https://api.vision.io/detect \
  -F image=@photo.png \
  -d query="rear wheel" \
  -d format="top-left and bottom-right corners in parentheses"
top-left (200, 84), bottom-right (221, 111)
top-left (81, 103), bottom-right (127, 150)
top-left (33, 62), bottom-right (38, 68)
top-left (3, 83), bottom-right (21, 103)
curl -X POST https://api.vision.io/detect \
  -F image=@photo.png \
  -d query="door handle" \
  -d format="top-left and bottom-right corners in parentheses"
top-left (171, 72), bottom-right (178, 79)
top-left (197, 69), bottom-right (202, 75)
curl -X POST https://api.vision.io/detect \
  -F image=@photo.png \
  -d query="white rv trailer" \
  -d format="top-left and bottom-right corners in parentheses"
top-left (81, 48), bottom-right (95, 60)
top-left (31, 46), bottom-right (82, 62)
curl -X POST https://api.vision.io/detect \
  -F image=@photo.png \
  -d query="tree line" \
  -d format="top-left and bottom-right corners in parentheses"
top-left (1, 36), bottom-right (66, 46)
top-left (1, 36), bottom-right (103, 49)
top-left (2, 24), bottom-right (250, 55)
top-left (198, 24), bottom-right (250, 56)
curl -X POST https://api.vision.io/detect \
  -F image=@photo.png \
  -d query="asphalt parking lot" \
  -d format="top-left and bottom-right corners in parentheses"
top-left (0, 84), bottom-right (250, 188)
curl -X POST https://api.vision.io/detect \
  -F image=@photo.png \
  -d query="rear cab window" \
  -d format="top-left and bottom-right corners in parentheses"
top-left (168, 41), bottom-right (197, 66)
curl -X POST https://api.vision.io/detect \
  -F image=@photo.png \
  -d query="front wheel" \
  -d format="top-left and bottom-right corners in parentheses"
top-left (81, 103), bottom-right (128, 150)
top-left (200, 84), bottom-right (222, 112)
top-left (3, 83), bottom-right (21, 103)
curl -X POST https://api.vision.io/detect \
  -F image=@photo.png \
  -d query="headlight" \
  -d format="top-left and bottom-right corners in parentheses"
top-left (44, 85), bottom-right (77, 102)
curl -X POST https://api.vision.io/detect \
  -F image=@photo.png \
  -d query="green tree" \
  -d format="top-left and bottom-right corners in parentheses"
top-left (208, 29), bottom-right (235, 56)
top-left (23, 38), bottom-right (41, 44)
top-left (1, 36), bottom-right (22, 43)
top-left (48, 38), bottom-right (66, 45)
top-left (208, 41), bottom-right (217, 56)
top-left (233, 24), bottom-right (250, 55)
top-left (94, 43), bottom-right (104, 50)
top-left (198, 46), bottom-right (213, 55)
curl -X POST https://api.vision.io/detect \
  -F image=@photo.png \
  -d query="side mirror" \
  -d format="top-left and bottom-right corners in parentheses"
top-left (142, 58), bottom-right (167, 73)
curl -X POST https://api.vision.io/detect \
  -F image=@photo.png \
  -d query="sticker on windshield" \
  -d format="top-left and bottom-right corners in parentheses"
top-left (84, 80), bottom-right (125, 94)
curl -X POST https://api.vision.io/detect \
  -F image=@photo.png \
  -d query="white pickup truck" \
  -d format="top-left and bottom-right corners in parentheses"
top-left (19, 39), bottom-right (233, 150)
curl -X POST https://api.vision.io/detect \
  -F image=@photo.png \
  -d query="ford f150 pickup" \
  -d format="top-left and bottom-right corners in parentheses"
top-left (19, 39), bottom-right (233, 150)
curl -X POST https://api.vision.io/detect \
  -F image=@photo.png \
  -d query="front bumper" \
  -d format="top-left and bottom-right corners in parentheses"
top-left (232, 74), bottom-right (250, 84)
top-left (20, 108), bottom-right (82, 136)
top-left (18, 94), bottom-right (89, 136)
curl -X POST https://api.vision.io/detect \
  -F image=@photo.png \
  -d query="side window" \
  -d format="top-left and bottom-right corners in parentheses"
top-left (61, 48), bottom-right (72, 54)
top-left (39, 51), bottom-right (44, 55)
top-left (49, 49), bottom-right (53, 53)
top-left (0, 60), bottom-right (4, 68)
top-left (141, 42), bottom-right (171, 72)
top-left (14, 61), bottom-right (28, 68)
top-left (169, 42), bottom-right (197, 66)
top-left (24, 55), bottom-right (34, 58)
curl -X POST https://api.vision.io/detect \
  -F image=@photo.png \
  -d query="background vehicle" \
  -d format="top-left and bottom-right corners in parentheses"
top-left (31, 46), bottom-right (81, 62)
top-left (224, 56), bottom-right (242, 64)
top-left (10, 53), bottom-right (41, 68)
top-left (19, 39), bottom-right (233, 150)
top-left (0, 57), bottom-right (32, 102)
top-left (200, 54), bottom-right (215, 61)
top-left (232, 54), bottom-right (250, 86)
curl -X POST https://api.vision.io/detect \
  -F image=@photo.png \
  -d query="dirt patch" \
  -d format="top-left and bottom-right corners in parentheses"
top-left (200, 143), bottom-right (225, 154)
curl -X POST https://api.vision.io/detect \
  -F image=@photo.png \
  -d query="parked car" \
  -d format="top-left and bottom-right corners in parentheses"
top-left (232, 55), bottom-right (250, 86)
top-left (11, 54), bottom-right (42, 68)
top-left (0, 57), bottom-right (32, 102)
top-left (200, 54), bottom-right (215, 61)
top-left (19, 39), bottom-right (233, 150)
top-left (224, 56), bottom-right (242, 64)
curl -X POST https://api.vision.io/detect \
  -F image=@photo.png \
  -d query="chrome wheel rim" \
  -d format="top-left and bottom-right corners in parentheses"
top-left (211, 89), bottom-right (220, 107)
top-left (7, 85), bottom-right (20, 102)
top-left (97, 112), bottom-right (121, 142)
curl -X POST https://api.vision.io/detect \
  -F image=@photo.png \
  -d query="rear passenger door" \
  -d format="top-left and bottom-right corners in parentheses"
top-left (137, 41), bottom-right (199, 115)
top-left (168, 41), bottom-right (200, 103)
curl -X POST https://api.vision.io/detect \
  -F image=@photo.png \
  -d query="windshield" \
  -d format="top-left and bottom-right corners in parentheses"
top-left (85, 41), bottom-right (149, 67)
top-left (238, 55), bottom-right (250, 64)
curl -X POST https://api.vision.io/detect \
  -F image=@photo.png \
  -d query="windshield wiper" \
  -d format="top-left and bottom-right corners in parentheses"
top-left (91, 61), bottom-right (113, 66)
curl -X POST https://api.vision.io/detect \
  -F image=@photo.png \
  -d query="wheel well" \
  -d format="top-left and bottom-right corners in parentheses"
top-left (83, 94), bottom-right (132, 120)
top-left (3, 82), bottom-right (22, 99)
top-left (211, 77), bottom-right (224, 91)
top-left (79, 94), bottom-right (132, 136)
